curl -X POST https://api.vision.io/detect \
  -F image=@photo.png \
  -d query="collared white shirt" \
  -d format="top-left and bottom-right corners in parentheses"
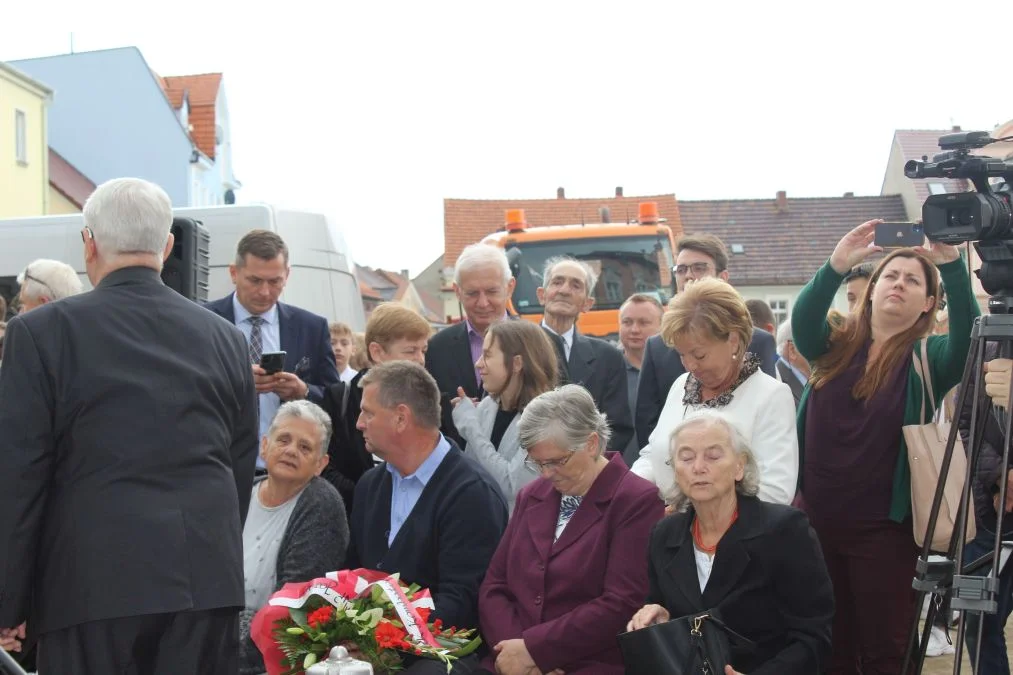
top-left (385, 435), bottom-right (452, 546)
top-left (339, 365), bottom-right (358, 384)
top-left (233, 294), bottom-right (281, 468)
top-left (541, 321), bottom-right (575, 361)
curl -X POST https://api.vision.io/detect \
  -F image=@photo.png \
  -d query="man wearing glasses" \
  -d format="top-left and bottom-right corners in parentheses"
top-left (633, 234), bottom-right (777, 448)
top-left (0, 177), bottom-right (258, 674)
top-left (15, 259), bottom-right (83, 314)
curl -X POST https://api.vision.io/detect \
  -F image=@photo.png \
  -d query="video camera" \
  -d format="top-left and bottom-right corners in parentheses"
top-left (905, 130), bottom-right (1013, 306)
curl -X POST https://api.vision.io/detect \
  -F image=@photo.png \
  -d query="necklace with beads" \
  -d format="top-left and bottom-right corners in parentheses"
top-left (692, 507), bottom-right (739, 555)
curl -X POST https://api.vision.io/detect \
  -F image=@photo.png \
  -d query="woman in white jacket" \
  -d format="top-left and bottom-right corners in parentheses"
top-left (630, 279), bottom-right (798, 508)
top-left (452, 320), bottom-right (560, 513)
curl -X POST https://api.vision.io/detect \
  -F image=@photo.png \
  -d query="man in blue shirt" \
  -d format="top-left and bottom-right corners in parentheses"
top-left (206, 230), bottom-right (340, 472)
top-left (345, 361), bottom-right (507, 672)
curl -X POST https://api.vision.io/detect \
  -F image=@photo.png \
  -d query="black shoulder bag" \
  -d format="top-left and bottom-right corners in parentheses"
top-left (618, 610), bottom-right (756, 675)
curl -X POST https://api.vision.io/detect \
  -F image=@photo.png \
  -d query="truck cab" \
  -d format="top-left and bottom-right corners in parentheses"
top-left (481, 206), bottom-right (677, 340)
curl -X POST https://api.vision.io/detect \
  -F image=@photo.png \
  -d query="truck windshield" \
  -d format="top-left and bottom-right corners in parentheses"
top-left (509, 234), bottom-right (675, 314)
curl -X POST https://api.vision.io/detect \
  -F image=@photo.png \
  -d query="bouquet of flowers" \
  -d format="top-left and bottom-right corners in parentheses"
top-left (250, 568), bottom-right (481, 675)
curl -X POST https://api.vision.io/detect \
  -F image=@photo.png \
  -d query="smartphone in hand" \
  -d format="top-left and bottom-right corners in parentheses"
top-left (259, 351), bottom-right (287, 375)
top-left (875, 222), bottom-right (924, 248)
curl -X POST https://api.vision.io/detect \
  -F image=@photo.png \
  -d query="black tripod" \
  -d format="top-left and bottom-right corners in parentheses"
top-left (902, 313), bottom-right (1013, 674)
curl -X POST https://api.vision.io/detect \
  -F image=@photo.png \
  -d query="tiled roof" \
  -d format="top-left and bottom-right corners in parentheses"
top-left (443, 193), bottom-right (682, 267)
top-left (356, 264), bottom-right (400, 301)
top-left (159, 73), bottom-right (222, 159)
top-left (415, 287), bottom-right (445, 324)
top-left (359, 280), bottom-right (383, 301)
top-left (678, 193), bottom-right (908, 286)
top-left (48, 148), bottom-right (96, 208)
top-left (984, 119), bottom-right (1013, 160)
top-left (893, 130), bottom-right (969, 204)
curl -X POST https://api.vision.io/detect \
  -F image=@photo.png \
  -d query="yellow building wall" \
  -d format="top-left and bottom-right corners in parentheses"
top-left (48, 185), bottom-right (81, 214)
top-left (0, 67), bottom-right (49, 217)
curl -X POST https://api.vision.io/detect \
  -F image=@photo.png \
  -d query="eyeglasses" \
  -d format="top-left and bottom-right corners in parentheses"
top-left (524, 453), bottom-right (575, 473)
top-left (17, 269), bottom-right (57, 313)
top-left (674, 262), bottom-right (714, 277)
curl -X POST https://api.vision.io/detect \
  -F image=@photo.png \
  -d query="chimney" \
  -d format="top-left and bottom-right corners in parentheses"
top-left (401, 268), bottom-right (409, 279)
top-left (557, 187), bottom-right (565, 199)
top-left (615, 186), bottom-right (624, 197)
top-left (599, 207), bottom-right (611, 223)
top-left (775, 190), bottom-right (788, 212)
top-left (843, 191), bottom-right (854, 198)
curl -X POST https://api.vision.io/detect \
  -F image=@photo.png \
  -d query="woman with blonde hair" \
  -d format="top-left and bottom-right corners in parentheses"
top-left (791, 220), bottom-right (978, 674)
top-left (630, 279), bottom-right (797, 508)
top-left (452, 319), bottom-right (559, 511)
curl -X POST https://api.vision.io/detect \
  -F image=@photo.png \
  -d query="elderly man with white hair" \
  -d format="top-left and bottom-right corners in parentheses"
top-left (15, 258), bottom-right (83, 313)
top-left (774, 318), bottom-right (809, 408)
top-left (426, 243), bottom-right (516, 445)
top-left (0, 177), bottom-right (258, 674)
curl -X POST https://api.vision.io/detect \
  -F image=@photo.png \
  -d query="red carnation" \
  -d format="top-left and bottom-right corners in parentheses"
top-left (374, 621), bottom-right (409, 650)
top-left (307, 605), bottom-right (336, 629)
top-left (417, 607), bottom-right (432, 623)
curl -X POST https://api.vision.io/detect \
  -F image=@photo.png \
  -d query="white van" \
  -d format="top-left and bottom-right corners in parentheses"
top-left (0, 204), bottom-right (366, 330)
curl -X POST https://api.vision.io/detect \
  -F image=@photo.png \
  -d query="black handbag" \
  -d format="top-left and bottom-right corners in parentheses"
top-left (617, 610), bottom-right (755, 675)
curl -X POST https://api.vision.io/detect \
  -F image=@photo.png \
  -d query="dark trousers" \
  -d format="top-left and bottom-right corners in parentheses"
top-left (809, 517), bottom-right (919, 675)
top-left (963, 529), bottom-right (1013, 674)
top-left (38, 607), bottom-right (239, 675)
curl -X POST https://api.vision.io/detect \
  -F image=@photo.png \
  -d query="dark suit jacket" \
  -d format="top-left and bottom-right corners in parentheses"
top-left (646, 496), bottom-right (833, 674)
top-left (635, 329), bottom-right (778, 447)
top-left (479, 454), bottom-right (664, 674)
top-left (344, 443), bottom-right (508, 629)
top-left (319, 368), bottom-right (374, 510)
top-left (0, 267), bottom-right (258, 634)
top-left (775, 359), bottom-right (806, 409)
top-left (204, 292), bottom-right (339, 403)
top-left (560, 330), bottom-right (633, 452)
top-left (425, 321), bottom-right (481, 447)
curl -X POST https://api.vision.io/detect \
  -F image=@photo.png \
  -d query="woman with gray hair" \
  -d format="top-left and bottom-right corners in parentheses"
top-left (478, 385), bottom-right (664, 674)
top-left (240, 400), bottom-right (349, 675)
top-left (627, 413), bottom-right (833, 674)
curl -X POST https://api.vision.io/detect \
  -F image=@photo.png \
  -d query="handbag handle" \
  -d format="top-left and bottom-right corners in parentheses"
top-left (701, 613), bottom-right (758, 651)
top-left (911, 339), bottom-right (936, 424)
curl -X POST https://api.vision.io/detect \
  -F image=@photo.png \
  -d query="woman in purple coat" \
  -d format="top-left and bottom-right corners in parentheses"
top-left (477, 385), bottom-right (664, 674)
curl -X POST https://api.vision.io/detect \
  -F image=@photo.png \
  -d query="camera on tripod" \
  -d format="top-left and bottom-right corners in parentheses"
top-left (905, 130), bottom-right (1013, 311)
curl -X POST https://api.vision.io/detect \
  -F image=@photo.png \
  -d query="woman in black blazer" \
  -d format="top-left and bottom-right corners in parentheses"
top-left (628, 413), bottom-right (833, 674)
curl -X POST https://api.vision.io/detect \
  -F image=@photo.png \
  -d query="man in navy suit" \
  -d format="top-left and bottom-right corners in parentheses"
top-left (537, 256), bottom-right (634, 452)
top-left (206, 230), bottom-right (340, 471)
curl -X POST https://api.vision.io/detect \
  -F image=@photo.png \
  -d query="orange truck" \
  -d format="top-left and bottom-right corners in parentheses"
top-left (481, 203), bottom-right (678, 340)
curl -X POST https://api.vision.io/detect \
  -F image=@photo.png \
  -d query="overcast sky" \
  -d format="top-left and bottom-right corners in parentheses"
top-left (3, 1), bottom-right (1011, 275)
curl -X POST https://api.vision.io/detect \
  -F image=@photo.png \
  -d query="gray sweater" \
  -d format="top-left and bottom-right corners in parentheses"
top-left (240, 476), bottom-right (350, 675)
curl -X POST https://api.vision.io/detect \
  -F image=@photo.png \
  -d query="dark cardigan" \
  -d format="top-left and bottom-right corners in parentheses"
top-left (239, 476), bottom-right (350, 675)
top-left (344, 444), bottom-right (508, 630)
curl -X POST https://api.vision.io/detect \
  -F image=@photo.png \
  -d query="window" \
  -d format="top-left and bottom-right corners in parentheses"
top-left (15, 110), bottom-right (27, 164)
top-left (768, 298), bottom-right (789, 327)
top-left (928, 182), bottom-right (947, 195)
top-left (508, 234), bottom-right (676, 313)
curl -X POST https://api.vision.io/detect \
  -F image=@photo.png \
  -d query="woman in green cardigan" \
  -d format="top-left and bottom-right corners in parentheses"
top-left (791, 219), bottom-right (978, 675)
